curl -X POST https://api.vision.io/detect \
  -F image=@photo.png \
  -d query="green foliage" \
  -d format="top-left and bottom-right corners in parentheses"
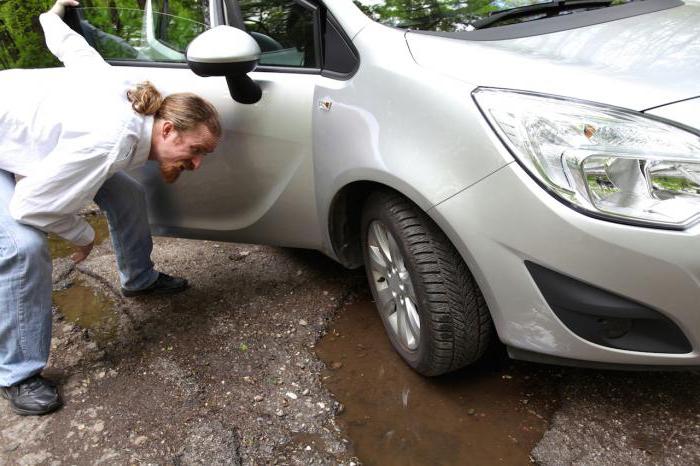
top-left (0, 0), bottom-right (58, 70)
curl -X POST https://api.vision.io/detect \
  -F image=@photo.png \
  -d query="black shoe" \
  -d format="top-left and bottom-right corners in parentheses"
top-left (121, 272), bottom-right (189, 297)
top-left (0, 375), bottom-right (62, 416)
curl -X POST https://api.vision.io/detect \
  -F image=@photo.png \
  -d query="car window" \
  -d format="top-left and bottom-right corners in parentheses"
top-left (237, 0), bottom-right (318, 68)
top-left (75, 0), bottom-right (210, 62)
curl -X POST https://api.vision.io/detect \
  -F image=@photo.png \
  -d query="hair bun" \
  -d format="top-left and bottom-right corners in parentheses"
top-left (126, 81), bottom-right (164, 115)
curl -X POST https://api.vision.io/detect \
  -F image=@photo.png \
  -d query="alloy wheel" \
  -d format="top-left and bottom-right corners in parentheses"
top-left (366, 220), bottom-right (421, 351)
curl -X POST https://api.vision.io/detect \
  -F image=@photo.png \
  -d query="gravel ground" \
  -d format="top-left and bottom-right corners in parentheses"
top-left (0, 229), bottom-right (365, 465)
top-left (531, 368), bottom-right (700, 465)
top-left (1, 214), bottom-right (700, 465)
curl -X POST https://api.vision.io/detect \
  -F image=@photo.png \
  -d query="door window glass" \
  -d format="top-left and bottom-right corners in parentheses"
top-left (238, 0), bottom-right (318, 68)
top-left (76, 0), bottom-right (209, 62)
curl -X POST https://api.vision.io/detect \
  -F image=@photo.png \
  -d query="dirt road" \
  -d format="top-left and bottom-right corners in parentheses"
top-left (1, 214), bottom-right (699, 465)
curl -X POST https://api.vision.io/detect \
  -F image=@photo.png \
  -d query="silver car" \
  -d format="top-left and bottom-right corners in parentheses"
top-left (57, 0), bottom-right (700, 374)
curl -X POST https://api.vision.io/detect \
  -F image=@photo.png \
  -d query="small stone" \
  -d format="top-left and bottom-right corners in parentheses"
top-left (286, 392), bottom-right (298, 400)
top-left (302, 389), bottom-right (310, 396)
top-left (254, 395), bottom-right (264, 402)
top-left (243, 376), bottom-right (253, 383)
top-left (305, 445), bottom-right (312, 451)
top-left (134, 436), bottom-right (148, 446)
top-left (275, 409), bottom-right (285, 417)
top-left (323, 291), bottom-right (329, 296)
top-left (330, 362), bottom-right (343, 370)
top-left (299, 319), bottom-right (308, 326)
top-left (93, 421), bottom-right (104, 433)
top-left (336, 403), bottom-right (345, 414)
top-left (467, 408), bottom-right (476, 415)
top-left (501, 375), bottom-right (513, 380)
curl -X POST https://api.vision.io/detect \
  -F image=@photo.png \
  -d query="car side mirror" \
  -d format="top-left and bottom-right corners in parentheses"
top-left (186, 26), bottom-right (262, 105)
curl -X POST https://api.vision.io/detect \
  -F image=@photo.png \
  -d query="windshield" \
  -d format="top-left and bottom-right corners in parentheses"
top-left (353, 0), bottom-right (633, 32)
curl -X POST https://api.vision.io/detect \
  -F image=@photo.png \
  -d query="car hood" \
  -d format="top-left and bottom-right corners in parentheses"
top-left (405, 2), bottom-right (700, 111)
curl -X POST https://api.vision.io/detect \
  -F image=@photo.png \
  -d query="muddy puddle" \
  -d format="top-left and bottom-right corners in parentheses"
top-left (316, 298), bottom-right (559, 465)
top-left (48, 213), bottom-right (109, 259)
top-left (51, 213), bottom-right (118, 341)
top-left (53, 278), bottom-right (119, 341)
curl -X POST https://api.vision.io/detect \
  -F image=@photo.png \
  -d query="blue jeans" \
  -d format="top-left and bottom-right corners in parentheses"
top-left (0, 170), bottom-right (158, 386)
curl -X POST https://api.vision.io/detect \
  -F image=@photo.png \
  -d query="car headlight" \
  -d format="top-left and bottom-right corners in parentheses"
top-left (473, 87), bottom-right (700, 229)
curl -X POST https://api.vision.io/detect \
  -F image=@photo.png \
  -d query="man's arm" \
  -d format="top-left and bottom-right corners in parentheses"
top-left (40, 0), bottom-right (109, 70)
top-left (8, 134), bottom-right (119, 262)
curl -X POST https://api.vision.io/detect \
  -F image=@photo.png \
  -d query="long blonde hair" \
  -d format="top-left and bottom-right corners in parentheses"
top-left (127, 81), bottom-right (221, 138)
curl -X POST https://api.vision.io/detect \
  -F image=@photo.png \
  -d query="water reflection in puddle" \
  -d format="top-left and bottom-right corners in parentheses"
top-left (316, 298), bottom-right (558, 465)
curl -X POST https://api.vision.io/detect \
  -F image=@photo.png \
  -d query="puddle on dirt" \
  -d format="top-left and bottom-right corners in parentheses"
top-left (50, 214), bottom-right (117, 341)
top-left (53, 278), bottom-right (119, 342)
top-left (48, 214), bottom-right (110, 258)
top-left (316, 298), bottom-right (559, 466)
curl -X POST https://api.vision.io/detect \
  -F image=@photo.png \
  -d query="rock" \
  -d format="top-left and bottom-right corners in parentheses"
top-left (286, 392), bottom-right (298, 400)
top-left (299, 319), bottom-right (308, 326)
top-left (330, 362), bottom-right (343, 370)
top-left (275, 409), bottom-right (285, 417)
top-left (302, 389), bottom-right (310, 396)
top-left (254, 395), bottom-right (264, 402)
top-left (133, 436), bottom-right (148, 446)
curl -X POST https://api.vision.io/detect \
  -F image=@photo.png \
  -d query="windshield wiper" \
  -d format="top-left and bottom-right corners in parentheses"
top-left (472, 0), bottom-right (614, 30)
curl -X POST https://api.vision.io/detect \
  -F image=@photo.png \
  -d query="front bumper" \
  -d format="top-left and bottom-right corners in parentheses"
top-left (430, 161), bottom-right (700, 366)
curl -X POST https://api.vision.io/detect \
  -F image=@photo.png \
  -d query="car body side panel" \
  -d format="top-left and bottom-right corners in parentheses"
top-left (312, 22), bottom-right (513, 259)
top-left (106, 66), bottom-right (327, 249)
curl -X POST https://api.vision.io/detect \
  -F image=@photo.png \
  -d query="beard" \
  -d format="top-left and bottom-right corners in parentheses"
top-left (159, 160), bottom-right (195, 184)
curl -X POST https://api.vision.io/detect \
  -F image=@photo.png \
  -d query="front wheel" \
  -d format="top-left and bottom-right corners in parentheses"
top-left (361, 191), bottom-right (493, 376)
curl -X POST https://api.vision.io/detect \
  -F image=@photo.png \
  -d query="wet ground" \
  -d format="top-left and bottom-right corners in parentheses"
top-left (315, 300), bottom-right (557, 465)
top-left (1, 211), bottom-right (700, 464)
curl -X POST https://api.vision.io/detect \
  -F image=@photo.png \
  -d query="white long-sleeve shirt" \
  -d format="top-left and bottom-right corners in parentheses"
top-left (0, 12), bottom-right (153, 246)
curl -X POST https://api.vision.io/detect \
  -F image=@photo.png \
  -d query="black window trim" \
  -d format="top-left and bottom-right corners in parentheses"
top-left (319, 10), bottom-right (359, 80)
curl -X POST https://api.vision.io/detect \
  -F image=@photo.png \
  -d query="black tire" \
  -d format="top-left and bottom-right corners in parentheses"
top-left (361, 190), bottom-right (493, 376)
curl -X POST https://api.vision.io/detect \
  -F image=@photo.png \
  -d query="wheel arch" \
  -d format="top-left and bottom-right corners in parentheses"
top-left (327, 178), bottom-right (436, 269)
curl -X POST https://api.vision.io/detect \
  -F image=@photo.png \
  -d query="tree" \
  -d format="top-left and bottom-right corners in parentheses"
top-left (0, 0), bottom-right (58, 70)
